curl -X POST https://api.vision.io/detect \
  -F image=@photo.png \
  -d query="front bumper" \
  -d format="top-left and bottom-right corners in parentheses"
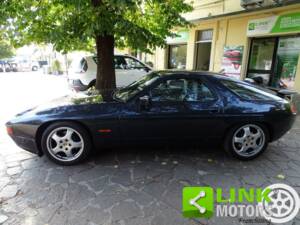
top-left (9, 134), bottom-right (40, 155)
top-left (68, 79), bottom-right (89, 92)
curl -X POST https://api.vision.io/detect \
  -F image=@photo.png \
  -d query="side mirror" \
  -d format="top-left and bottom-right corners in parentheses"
top-left (139, 95), bottom-right (150, 110)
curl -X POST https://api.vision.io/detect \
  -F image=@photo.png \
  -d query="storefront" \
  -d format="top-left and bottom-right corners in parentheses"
top-left (154, 4), bottom-right (300, 92)
top-left (246, 13), bottom-right (300, 89)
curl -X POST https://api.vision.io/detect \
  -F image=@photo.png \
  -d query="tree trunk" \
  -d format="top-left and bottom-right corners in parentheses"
top-left (95, 34), bottom-right (116, 101)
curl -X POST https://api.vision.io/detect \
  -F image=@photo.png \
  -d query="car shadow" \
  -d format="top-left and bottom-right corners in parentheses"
top-left (86, 140), bottom-right (233, 166)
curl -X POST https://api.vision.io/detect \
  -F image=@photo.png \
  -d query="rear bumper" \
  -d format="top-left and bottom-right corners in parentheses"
top-left (68, 79), bottom-right (89, 91)
top-left (270, 114), bottom-right (296, 142)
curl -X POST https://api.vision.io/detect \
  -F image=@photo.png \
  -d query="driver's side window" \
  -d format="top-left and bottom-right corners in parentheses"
top-left (150, 78), bottom-right (216, 102)
top-left (151, 79), bottom-right (187, 102)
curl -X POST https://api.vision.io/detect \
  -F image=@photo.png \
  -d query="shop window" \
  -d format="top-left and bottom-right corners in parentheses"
top-left (195, 30), bottom-right (213, 71)
top-left (273, 36), bottom-right (300, 89)
top-left (247, 36), bottom-right (300, 89)
top-left (168, 44), bottom-right (187, 69)
top-left (247, 38), bottom-right (276, 85)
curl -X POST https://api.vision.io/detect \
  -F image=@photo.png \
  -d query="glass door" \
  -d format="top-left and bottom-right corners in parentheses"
top-left (272, 36), bottom-right (300, 89)
top-left (247, 38), bottom-right (277, 85)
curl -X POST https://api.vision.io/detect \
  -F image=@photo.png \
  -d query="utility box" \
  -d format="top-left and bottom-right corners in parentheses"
top-left (241, 0), bottom-right (264, 8)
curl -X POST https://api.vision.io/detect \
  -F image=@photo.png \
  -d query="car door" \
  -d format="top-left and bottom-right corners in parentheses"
top-left (180, 78), bottom-right (224, 139)
top-left (119, 77), bottom-right (189, 142)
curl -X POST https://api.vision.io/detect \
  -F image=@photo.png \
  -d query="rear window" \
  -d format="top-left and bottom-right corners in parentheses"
top-left (220, 80), bottom-right (282, 101)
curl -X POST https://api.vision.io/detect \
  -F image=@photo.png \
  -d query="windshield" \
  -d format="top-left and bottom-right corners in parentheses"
top-left (114, 72), bottom-right (160, 101)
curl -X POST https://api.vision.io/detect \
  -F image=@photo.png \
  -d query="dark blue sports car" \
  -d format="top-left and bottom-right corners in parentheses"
top-left (6, 71), bottom-right (297, 165)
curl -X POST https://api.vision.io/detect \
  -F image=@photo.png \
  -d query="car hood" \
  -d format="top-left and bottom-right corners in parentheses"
top-left (15, 94), bottom-right (110, 117)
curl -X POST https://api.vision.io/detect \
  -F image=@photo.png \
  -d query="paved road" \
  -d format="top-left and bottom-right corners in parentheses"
top-left (0, 72), bottom-right (299, 225)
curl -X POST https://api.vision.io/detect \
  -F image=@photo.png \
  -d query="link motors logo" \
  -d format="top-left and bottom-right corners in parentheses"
top-left (182, 183), bottom-right (300, 224)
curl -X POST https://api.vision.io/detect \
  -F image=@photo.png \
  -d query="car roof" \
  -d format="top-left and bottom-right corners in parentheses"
top-left (155, 70), bottom-right (248, 83)
top-left (155, 70), bottom-right (224, 78)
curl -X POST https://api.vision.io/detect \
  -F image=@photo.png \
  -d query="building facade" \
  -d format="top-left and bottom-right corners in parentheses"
top-left (154, 0), bottom-right (300, 92)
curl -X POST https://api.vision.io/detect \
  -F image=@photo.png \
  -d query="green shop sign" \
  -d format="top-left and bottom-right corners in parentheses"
top-left (166, 30), bottom-right (189, 44)
top-left (247, 12), bottom-right (300, 36)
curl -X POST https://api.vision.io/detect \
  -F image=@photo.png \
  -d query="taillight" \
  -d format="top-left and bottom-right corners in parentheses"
top-left (291, 103), bottom-right (297, 115)
top-left (6, 126), bottom-right (13, 135)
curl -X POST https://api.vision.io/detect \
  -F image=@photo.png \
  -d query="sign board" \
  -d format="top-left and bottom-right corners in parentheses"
top-left (247, 12), bottom-right (300, 36)
top-left (221, 46), bottom-right (244, 79)
top-left (166, 30), bottom-right (189, 44)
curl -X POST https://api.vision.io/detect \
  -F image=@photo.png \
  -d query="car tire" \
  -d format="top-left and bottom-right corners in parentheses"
top-left (224, 123), bottom-right (269, 160)
top-left (32, 66), bottom-right (38, 71)
top-left (41, 122), bottom-right (91, 165)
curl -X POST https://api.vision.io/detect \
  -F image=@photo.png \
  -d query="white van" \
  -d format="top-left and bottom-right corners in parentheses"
top-left (68, 55), bottom-right (152, 91)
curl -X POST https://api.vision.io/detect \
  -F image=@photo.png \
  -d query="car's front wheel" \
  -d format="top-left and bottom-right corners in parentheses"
top-left (41, 122), bottom-right (91, 165)
top-left (224, 123), bottom-right (269, 160)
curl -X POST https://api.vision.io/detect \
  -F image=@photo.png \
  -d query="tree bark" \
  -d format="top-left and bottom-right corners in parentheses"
top-left (95, 34), bottom-right (116, 101)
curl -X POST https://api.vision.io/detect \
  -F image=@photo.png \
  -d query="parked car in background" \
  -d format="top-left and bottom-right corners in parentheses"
top-left (6, 71), bottom-right (296, 165)
top-left (9, 58), bottom-right (40, 72)
top-left (0, 60), bottom-right (12, 72)
top-left (38, 60), bottom-right (48, 68)
top-left (68, 55), bottom-right (152, 91)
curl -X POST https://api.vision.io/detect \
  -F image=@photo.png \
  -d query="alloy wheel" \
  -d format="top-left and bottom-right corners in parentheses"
top-left (232, 124), bottom-right (265, 157)
top-left (46, 127), bottom-right (84, 162)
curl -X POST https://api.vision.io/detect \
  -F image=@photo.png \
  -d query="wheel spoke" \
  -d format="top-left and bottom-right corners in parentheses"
top-left (52, 133), bottom-right (61, 143)
top-left (282, 205), bottom-right (290, 212)
top-left (237, 144), bottom-right (248, 153)
top-left (243, 127), bottom-right (251, 136)
top-left (234, 136), bottom-right (244, 144)
top-left (71, 141), bottom-right (83, 149)
top-left (279, 190), bottom-right (287, 200)
top-left (64, 129), bottom-right (73, 140)
top-left (52, 146), bottom-right (62, 154)
top-left (252, 141), bottom-right (259, 149)
top-left (252, 131), bottom-right (261, 140)
top-left (65, 150), bottom-right (73, 158)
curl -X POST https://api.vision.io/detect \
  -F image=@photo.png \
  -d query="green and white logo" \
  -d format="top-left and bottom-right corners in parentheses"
top-left (182, 184), bottom-right (300, 224)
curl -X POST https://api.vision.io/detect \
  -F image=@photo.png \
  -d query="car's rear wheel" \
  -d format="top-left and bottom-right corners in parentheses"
top-left (224, 123), bottom-right (269, 160)
top-left (41, 122), bottom-right (91, 165)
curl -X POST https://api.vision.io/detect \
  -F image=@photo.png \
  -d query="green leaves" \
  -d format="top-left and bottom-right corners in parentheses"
top-left (1, 0), bottom-right (192, 53)
top-left (0, 41), bottom-right (15, 59)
